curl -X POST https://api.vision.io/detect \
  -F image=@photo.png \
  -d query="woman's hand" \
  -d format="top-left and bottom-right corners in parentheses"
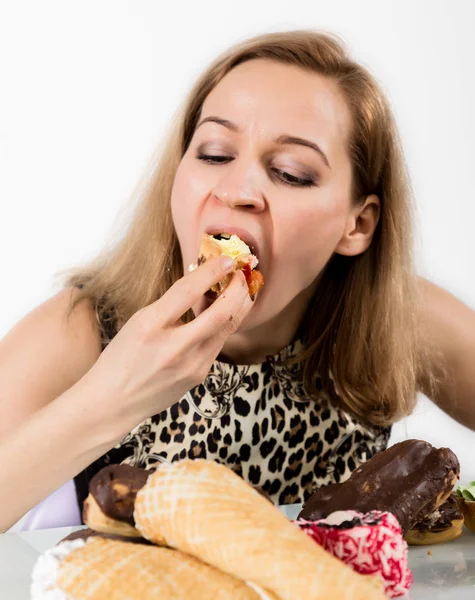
top-left (0, 258), bottom-right (251, 531)
top-left (81, 255), bottom-right (254, 437)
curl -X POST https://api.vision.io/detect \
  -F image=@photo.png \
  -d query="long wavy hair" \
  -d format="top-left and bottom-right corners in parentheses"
top-left (62, 29), bottom-right (433, 429)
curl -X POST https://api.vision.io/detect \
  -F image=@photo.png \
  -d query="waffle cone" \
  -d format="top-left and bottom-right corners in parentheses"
top-left (134, 459), bottom-right (386, 600)
top-left (55, 536), bottom-right (263, 599)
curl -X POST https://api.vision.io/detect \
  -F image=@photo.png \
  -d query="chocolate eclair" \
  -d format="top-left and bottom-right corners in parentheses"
top-left (83, 464), bottom-right (155, 538)
top-left (298, 439), bottom-right (460, 534)
top-left (405, 494), bottom-right (464, 545)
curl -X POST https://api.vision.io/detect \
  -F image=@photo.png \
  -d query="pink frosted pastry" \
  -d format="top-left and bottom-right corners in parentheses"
top-left (295, 510), bottom-right (412, 598)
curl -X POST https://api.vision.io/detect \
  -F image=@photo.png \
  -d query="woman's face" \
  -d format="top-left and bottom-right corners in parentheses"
top-left (171, 58), bottom-right (354, 327)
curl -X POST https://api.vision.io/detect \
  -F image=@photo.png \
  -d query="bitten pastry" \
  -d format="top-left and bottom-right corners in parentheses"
top-left (134, 459), bottom-right (386, 600)
top-left (298, 439), bottom-right (460, 534)
top-left (31, 536), bottom-right (264, 600)
top-left (190, 233), bottom-right (264, 299)
top-left (405, 494), bottom-right (464, 545)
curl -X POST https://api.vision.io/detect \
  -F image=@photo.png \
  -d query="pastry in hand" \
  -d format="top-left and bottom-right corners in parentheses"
top-left (31, 536), bottom-right (264, 600)
top-left (134, 459), bottom-right (386, 600)
top-left (298, 439), bottom-right (460, 534)
top-left (190, 233), bottom-right (264, 300)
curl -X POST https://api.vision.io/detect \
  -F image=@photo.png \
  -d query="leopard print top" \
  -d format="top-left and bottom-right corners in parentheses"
top-left (74, 330), bottom-right (391, 515)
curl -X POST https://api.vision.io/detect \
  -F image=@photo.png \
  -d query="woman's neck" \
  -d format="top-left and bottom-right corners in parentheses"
top-left (217, 288), bottom-right (311, 365)
top-left (217, 327), bottom-right (296, 365)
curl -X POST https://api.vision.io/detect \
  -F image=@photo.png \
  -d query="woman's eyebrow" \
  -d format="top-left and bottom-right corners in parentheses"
top-left (196, 115), bottom-right (331, 169)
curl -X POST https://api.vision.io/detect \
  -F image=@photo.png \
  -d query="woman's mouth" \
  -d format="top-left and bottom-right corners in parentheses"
top-left (204, 226), bottom-right (260, 263)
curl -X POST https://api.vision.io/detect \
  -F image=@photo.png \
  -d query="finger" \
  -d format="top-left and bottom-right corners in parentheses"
top-left (155, 255), bottom-right (236, 325)
top-left (184, 269), bottom-right (254, 344)
top-left (201, 289), bottom-right (255, 360)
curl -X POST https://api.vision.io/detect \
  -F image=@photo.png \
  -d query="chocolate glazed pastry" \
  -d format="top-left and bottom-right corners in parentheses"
top-left (83, 465), bottom-right (155, 538)
top-left (298, 440), bottom-right (460, 534)
top-left (405, 494), bottom-right (464, 545)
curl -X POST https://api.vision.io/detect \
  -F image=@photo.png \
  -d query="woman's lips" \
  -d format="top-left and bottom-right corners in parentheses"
top-left (204, 225), bottom-right (260, 261)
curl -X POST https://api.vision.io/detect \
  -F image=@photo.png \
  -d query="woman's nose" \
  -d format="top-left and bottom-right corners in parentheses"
top-left (212, 165), bottom-right (266, 212)
top-left (213, 189), bottom-right (265, 212)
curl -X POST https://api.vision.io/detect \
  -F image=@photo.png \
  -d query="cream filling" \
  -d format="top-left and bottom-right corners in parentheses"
top-left (212, 234), bottom-right (252, 259)
top-left (188, 234), bottom-right (258, 274)
top-left (30, 539), bottom-right (86, 600)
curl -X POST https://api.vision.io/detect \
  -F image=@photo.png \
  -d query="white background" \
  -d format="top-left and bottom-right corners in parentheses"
top-left (1, 0), bottom-right (474, 483)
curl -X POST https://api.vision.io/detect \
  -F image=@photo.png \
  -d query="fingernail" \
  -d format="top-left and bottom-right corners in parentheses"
top-left (220, 255), bottom-right (235, 270)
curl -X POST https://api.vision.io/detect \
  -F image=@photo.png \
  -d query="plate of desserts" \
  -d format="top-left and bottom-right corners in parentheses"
top-left (30, 439), bottom-right (474, 599)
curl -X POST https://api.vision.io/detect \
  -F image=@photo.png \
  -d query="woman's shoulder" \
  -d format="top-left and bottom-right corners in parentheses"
top-left (53, 286), bottom-right (105, 373)
top-left (2, 286), bottom-right (103, 388)
top-left (3, 286), bottom-right (102, 352)
top-left (57, 285), bottom-right (104, 356)
top-left (0, 287), bottom-right (103, 433)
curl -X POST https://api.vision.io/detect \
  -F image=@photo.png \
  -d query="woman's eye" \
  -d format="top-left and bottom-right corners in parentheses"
top-left (196, 153), bottom-right (231, 164)
top-left (195, 154), bottom-right (317, 188)
top-left (271, 168), bottom-right (316, 188)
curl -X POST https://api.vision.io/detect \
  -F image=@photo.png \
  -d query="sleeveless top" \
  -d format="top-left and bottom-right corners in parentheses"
top-left (73, 304), bottom-right (391, 516)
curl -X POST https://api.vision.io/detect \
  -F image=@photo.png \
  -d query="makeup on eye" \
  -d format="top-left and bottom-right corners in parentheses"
top-left (195, 152), bottom-right (319, 188)
top-left (194, 146), bottom-right (320, 188)
top-left (195, 115), bottom-right (332, 169)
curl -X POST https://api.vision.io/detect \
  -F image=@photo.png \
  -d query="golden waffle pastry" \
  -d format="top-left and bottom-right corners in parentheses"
top-left (55, 536), bottom-right (264, 599)
top-left (134, 459), bottom-right (386, 600)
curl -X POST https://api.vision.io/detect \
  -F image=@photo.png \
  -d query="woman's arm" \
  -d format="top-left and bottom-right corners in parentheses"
top-left (0, 288), bottom-right (102, 438)
top-left (0, 377), bottom-right (122, 532)
top-left (417, 277), bottom-right (475, 430)
top-left (0, 256), bottom-right (253, 531)
top-left (0, 287), bottom-right (111, 531)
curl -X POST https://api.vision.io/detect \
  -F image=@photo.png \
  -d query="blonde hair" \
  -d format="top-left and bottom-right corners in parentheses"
top-left (63, 29), bottom-right (432, 428)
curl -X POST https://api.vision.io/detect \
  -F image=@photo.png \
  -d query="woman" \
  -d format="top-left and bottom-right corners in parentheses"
top-left (1, 30), bottom-right (474, 532)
